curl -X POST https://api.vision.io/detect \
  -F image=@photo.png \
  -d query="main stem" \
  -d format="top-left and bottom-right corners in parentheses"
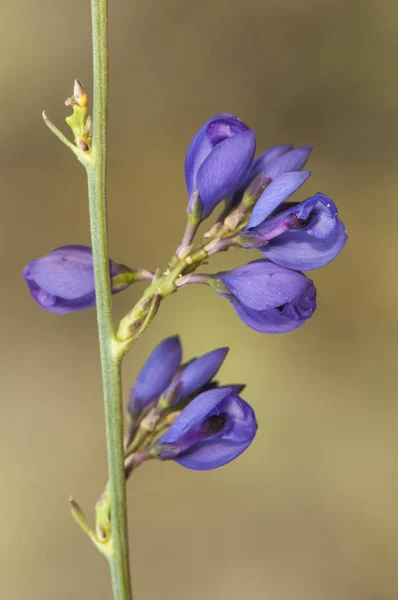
top-left (88, 0), bottom-right (133, 598)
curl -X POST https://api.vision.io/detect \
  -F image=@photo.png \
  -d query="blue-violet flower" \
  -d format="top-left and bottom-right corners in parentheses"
top-left (229, 143), bottom-right (312, 215)
top-left (130, 335), bottom-right (182, 414)
top-left (23, 245), bottom-right (133, 314)
top-left (156, 387), bottom-right (257, 470)
top-left (129, 337), bottom-right (229, 414)
top-left (185, 114), bottom-right (256, 219)
top-left (211, 259), bottom-right (316, 333)
top-left (238, 193), bottom-right (347, 270)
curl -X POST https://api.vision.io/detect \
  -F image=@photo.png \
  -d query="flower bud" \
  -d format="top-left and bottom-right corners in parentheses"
top-left (247, 170), bottom-right (311, 229)
top-left (163, 347), bottom-right (229, 406)
top-left (226, 144), bottom-right (311, 216)
top-left (129, 336), bottom-right (182, 414)
top-left (23, 245), bottom-right (134, 314)
top-left (73, 79), bottom-right (88, 108)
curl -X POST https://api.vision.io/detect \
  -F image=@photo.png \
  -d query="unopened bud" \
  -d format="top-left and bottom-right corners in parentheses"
top-left (73, 79), bottom-right (88, 108)
top-left (117, 293), bottom-right (161, 342)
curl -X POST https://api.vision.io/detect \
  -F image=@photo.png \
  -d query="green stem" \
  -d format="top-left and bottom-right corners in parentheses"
top-left (87, 0), bottom-right (133, 598)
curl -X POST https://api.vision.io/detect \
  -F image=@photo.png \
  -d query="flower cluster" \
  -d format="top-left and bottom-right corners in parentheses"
top-left (22, 114), bottom-right (347, 475)
top-left (179, 113), bottom-right (347, 333)
top-left (23, 113), bottom-right (346, 336)
top-left (127, 336), bottom-right (257, 471)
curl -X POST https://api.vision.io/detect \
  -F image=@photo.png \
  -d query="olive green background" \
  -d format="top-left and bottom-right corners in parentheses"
top-left (1, 0), bottom-right (397, 599)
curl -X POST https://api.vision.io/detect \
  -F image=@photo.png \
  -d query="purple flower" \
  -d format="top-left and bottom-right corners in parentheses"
top-left (156, 387), bottom-right (257, 470)
top-left (238, 193), bottom-right (347, 270)
top-left (129, 337), bottom-right (229, 414)
top-left (212, 259), bottom-right (316, 333)
top-left (167, 347), bottom-right (229, 404)
top-left (23, 245), bottom-right (133, 314)
top-left (247, 170), bottom-right (311, 229)
top-left (185, 114), bottom-right (256, 219)
top-left (130, 336), bottom-right (182, 415)
top-left (228, 144), bottom-right (312, 215)
top-left (249, 145), bottom-right (312, 183)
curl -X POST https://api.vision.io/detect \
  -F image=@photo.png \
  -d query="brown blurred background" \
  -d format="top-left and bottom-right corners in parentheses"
top-left (1, 0), bottom-right (397, 598)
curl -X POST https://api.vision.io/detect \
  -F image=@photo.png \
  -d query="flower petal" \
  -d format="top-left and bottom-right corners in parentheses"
top-left (228, 144), bottom-right (294, 209)
top-left (206, 116), bottom-right (249, 145)
top-left (159, 388), bottom-right (257, 470)
top-left (264, 146), bottom-right (312, 180)
top-left (175, 394), bottom-right (257, 470)
top-left (23, 267), bottom-right (96, 314)
top-left (216, 259), bottom-right (312, 311)
top-left (131, 336), bottom-right (182, 413)
top-left (23, 245), bottom-right (134, 314)
top-left (197, 130), bottom-right (256, 217)
top-left (230, 284), bottom-right (316, 334)
top-left (178, 347), bottom-right (229, 400)
top-left (161, 388), bottom-right (232, 442)
top-left (249, 144), bottom-right (294, 180)
top-left (27, 245), bottom-right (95, 299)
top-left (247, 171), bottom-right (311, 228)
top-left (184, 114), bottom-right (249, 196)
top-left (264, 219), bottom-right (347, 270)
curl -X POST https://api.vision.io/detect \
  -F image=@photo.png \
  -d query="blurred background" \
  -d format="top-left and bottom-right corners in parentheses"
top-left (1, 0), bottom-right (397, 598)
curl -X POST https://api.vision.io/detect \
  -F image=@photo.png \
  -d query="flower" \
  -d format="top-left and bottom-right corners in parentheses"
top-left (156, 387), bottom-right (257, 470)
top-left (127, 338), bottom-right (255, 470)
top-left (166, 347), bottom-right (229, 404)
top-left (237, 193), bottom-right (347, 270)
top-left (184, 114), bottom-right (346, 276)
top-left (228, 144), bottom-right (312, 214)
top-left (130, 336), bottom-right (182, 414)
top-left (246, 170), bottom-right (311, 228)
top-left (23, 245), bottom-right (134, 314)
top-left (185, 114), bottom-right (256, 219)
top-left (210, 259), bottom-right (316, 333)
top-left (129, 338), bottom-right (229, 414)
